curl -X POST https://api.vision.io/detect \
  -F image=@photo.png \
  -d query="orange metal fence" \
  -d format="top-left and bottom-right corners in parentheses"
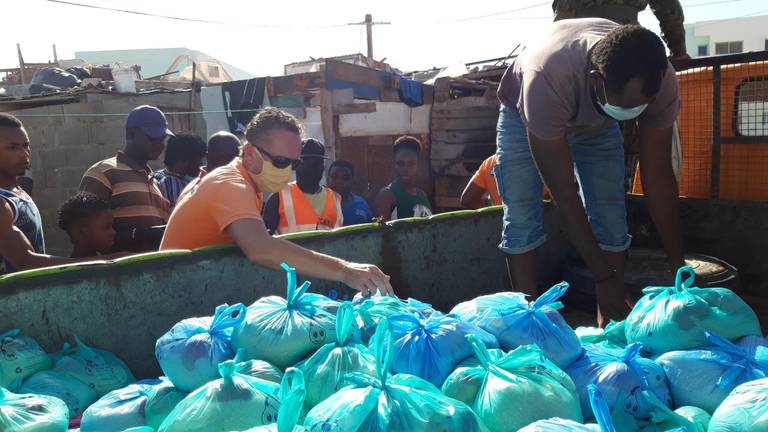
top-left (633, 52), bottom-right (768, 201)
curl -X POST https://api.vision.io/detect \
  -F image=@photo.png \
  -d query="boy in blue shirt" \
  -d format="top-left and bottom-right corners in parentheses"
top-left (327, 160), bottom-right (373, 226)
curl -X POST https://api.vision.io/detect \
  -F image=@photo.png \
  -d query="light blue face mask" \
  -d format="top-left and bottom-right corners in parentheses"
top-left (598, 80), bottom-right (648, 121)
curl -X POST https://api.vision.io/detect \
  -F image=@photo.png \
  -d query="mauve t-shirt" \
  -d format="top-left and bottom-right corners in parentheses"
top-left (497, 18), bottom-right (680, 141)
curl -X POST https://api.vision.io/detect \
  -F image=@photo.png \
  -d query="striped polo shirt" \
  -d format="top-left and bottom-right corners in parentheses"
top-left (79, 152), bottom-right (170, 249)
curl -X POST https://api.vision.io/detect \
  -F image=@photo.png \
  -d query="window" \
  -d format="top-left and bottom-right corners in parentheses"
top-left (735, 78), bottom-right (768, 137)
top-left (697, 45), bottom-right (708, 57)
top-left (207, 65), bottom-right (220, 78)
top-left (715, 41), bottom-right (743, 55)
top-left (765, 39), bottom-right (768, 51)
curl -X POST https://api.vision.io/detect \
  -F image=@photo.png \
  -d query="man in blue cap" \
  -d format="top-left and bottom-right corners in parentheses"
top-left (79, 105), bottom-right (173, 252)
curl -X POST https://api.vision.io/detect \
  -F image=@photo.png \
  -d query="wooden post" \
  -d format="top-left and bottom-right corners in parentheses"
top-left (365, 14), bottom-right (374, 61)
top-left (189, 61), bottom-right (197, 127)
top-left (16, 43), bottom-right (27, 84)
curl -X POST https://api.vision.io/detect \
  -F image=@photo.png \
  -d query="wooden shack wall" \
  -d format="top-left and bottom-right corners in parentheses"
top-left (267, 60), bottom-right (436, 206)
top-left (431, 77), bottom-right (500, 210)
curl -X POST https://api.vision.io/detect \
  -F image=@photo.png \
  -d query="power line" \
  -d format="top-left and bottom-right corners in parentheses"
top-left (682, 0), bottom-right (746, 7)
top-left (44, 0), bottom-right (350, 29)
top-left (694, 7), bottom-right (768, 28)
top-left (448, 2), bottom-right (551, 22)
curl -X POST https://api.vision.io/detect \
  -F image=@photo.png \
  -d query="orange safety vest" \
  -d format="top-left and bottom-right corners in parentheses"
top-left (277, 183), bottom-right (343, 234)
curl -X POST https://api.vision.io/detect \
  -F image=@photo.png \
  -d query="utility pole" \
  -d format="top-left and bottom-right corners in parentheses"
top-left (52, 44), bottom-right (58, 63)
top-left (348, 14), bottom-right (391, 61)
top-left (17, 43), bottom-right (27, 84)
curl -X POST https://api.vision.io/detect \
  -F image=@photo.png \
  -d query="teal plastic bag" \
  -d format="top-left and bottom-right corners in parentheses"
top-left (295, 302), bottom-right (376, 408)
top-left (158, 360), bottom-right (281, 432)
top-left (657, 406), bottom-right (711, 432)
top-left (232, 263), bottom-right (341, 369)
top-left (442, 336), bottom-right (583, 432)
top-left (657, 330), bottom-right (768, 413)
top-left (450, 284), bottom-right (582, 368)
top-left (304, 319), bottom-right (488, 432)
top-left (518, 385), bottom-right (611, 432)
top-left (51, 337), bottom-right (134, 397)
top-left (144, 378), bottom-right (188, 430)
top-left (0, 387), bottom-right (69, 432)
top-left (625, 266), bottom-right (761, 355)
top-left (388, 313), bottom-right (499, 387)
top-left (155, 303), bottom-right (246, 392)
top-left (239, 368), bottom-right (308, 432)
top-left (0, 329), bottom-right (52, 390)
top-left (709, 377), bottom-right (768, 432)
top-left (354, 295), bottom-right (428, 343)
top-left (80, 379), bottom-right (161, 432)
top-left (609, 388), bottom-right (706, 432)
top-left (18, 370), bottom-right (98, 417)
top-left (575, 321), bottom-right (628, 351)
top-left (234, 350), bottom-right (284, 384)
top-left (522, 385), bottom-right (700, 432)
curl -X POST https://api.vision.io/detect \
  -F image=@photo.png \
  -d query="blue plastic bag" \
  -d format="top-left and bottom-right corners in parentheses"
top-left (232, 263), bottom-right (341, 369)
top-left (80, 379), bottom-right (161, 432)
top-left (239, 368), bottom-right (308, 432)
top-left (625, 266), bottom-right (761, 355)
top-left (450, 291), bottom-right (527, 322)
top-left (18, 369), bottom-right (98, 417)
top-left (51, 337), bottom-right (134, 397)
top-left (657, 330), bottom-right (768, 413)
top-left (442, 336), bottom-right (583, 432)
top-left (0, 329), bottom-right (52, 390)
top-left (709, 377), bottom-right (768, 432)
top-left (735, 334), bottom-right (768, 357)
top-left (303, 319), bottom-right (488, 432)
top-left (158, 360), bottom-right (281, 432)
top-left (575, 321), bottom-right (628, 351)
top-left (387, 313), bottom-right (498, 387)
top-left (295, 302), bottom-right (376, 408)
top-left (234, 350), bottom-right (284, 384)
top-left (144, 378), bottom-right (188, 430)
top-left (155, 303), bottom-right (246, 392)
top-left (0, 387), bottom-right (69, 432)
top-left (451, 283), bottom-right (582, 368)
top-left (565, 343), bottom-right (672, 421)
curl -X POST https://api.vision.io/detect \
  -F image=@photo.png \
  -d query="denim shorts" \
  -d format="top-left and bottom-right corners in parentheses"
top-left (494, 105), bottom-right (631, 254)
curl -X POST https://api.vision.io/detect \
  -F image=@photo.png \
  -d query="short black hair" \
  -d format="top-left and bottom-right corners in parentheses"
top-left (590, 25), bottom-right (668, 97)
top-left (329, 159), bottom-right (355, 177)
top-left (0, 113), bottom-right (23, 128)
top-left (164, 132), bottom-right (206, 166)
top-left (207, 131), bottom-right (241, 152)
top-left (393, 135), bottom-right (421, 157)
top-left (58, 192), bottom-right (111, 232)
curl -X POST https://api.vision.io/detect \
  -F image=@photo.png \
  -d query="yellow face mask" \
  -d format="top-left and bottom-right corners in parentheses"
top-left (249, 149), bottom-right (293, 193)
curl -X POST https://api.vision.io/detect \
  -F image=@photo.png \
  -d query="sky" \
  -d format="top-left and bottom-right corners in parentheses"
top-left (2, 0), bottom-right (768, 77)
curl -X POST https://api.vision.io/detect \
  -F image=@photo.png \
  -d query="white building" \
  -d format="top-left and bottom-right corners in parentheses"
top-left (685, 14), bottom-right (768, 58)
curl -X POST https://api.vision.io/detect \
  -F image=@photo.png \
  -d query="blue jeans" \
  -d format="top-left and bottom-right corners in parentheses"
top-left (494, 105), bottom-right (631, 254)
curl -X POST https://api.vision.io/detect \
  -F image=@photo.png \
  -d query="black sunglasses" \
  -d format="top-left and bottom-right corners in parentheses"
top-left (252, 145), bottom-right (301, 170)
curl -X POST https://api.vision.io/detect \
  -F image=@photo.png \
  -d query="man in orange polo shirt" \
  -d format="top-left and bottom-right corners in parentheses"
top-left (461, 155), bottom-right (551, 209)
top-left (460, 155), bottom-right (503, 209)
top-left (263, 138), bottom-right (343, 235)
top-left (160, 108), bottom-right (392, 296)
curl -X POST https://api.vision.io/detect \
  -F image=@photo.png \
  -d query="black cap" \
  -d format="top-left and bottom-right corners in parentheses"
top-left (301, 138), bottom-right (327, 159)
